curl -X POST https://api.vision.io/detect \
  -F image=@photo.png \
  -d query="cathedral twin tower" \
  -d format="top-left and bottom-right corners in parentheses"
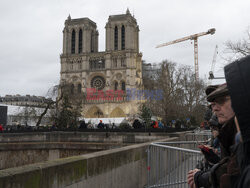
top-left (60, 9), bottom-right (143, 118)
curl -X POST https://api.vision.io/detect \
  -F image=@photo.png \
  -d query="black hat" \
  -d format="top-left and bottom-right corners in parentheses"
top-left (207, 83), bottom-right (229, 102)
top-left (205, 85), bottom-right (219, 96)
top-left (224, 55), bottom-right (250, 143)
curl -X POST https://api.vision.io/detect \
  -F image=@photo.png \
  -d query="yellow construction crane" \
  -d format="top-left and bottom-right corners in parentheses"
top-left (156, 28), bottom-right (216, 80)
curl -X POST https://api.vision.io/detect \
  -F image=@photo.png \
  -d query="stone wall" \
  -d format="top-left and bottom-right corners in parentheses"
top-left (0, 132), bottom-right (191, 187)
top-left (0, 142), bottom-right (126, 170)
top-left (0, 132), bottom-right (187, 171)
top-left (0, 131), bottom-right (170, 144)
top-left (0, 137), bottom-right (179, 188)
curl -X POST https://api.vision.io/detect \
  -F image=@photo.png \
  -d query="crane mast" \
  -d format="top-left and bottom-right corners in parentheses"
top-left (210, 45), bottom-right (218, 75)
top-left (156, 28), bottom-right (216, 80)
top-left (208, 45), bottom-right (218, 84)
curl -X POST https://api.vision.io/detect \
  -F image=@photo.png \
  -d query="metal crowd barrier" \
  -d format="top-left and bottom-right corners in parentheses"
top-left (185, 130), bottom-right (212, 143)
top-left (146, 131), bottom-right (212, 188)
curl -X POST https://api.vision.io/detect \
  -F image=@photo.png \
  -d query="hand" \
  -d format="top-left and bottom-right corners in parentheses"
top-left (213, 148), bottom-right (218, 154)
top-left (203, 145), bottom-right (212, 149)
top-left (198, 144), bottom-right (212, 149)
top-left (187, 168), bottom-right (200, 188)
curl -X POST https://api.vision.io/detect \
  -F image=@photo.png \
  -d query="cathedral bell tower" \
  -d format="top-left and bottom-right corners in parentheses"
top-left (59, 10), bottom-right (143, 118)
top-left (105, 9), bottom-right (139, 52)
top-left (62, 15), bottom-right (99, 55)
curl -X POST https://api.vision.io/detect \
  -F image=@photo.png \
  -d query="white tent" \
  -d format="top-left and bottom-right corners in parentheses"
top-left (82, 117), bottom-right (125, 126)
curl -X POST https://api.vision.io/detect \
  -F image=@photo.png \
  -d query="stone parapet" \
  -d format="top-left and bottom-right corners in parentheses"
top-left (0, 137), bottom-right (178, 188)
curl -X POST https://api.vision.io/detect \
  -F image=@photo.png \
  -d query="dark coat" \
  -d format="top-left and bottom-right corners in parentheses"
top-left (79, 121), bottom-right (87, 129)
top-left (225, 55), bottom-right (250, 188)
top-left (217, 118), bottom-right (237, 158)
top-left (224, 55), bottom-right (250, 143)
top-left (194, 117), bottom-right (238, 188)
top-left (97, 122), bottom-right (104, 129)
top-left (236, 165), bottom-right (250, 188)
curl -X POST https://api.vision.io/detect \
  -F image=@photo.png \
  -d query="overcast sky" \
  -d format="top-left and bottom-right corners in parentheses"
top-left (0, 0), bottom-right (249, 97)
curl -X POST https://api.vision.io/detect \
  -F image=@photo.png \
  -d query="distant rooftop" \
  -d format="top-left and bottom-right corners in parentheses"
top-left (0, 95), bottom-right (54, 108)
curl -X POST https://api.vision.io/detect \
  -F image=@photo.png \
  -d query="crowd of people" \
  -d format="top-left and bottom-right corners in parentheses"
top-left (187, 55), bottom-right (250, 187)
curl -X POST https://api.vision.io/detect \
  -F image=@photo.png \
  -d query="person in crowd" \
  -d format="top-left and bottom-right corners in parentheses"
top-left (224, 55), bottom-right (250, 187)
top-left (188, 83), bottom-right (239, 188)
top-left (133, 119), bottom-right (142, 129)
top-left (209, 116), bottom-right (221, 156)
top-left (51, 124), bottom-right (57, 131)
top-left (97, 120), bottom-right (104, 129)
top-left (151, 120), bottom-right (158, 129)
top-left (79, 120), bottom-right (87, 129)
top-left (194, 110), bottom-right (220, 171)
top-left (0, 124), bottom-right (3, 132)
top-left (111, 123), bottom-right (116, 129)
top-left (203, 107), bottom-right (213, 130)
top-left (87, 123), bottom-right (94, 129)
top-left (206, 113), bottom-right (221, 154)
top-left (158, 121), bottom-right (164, 128)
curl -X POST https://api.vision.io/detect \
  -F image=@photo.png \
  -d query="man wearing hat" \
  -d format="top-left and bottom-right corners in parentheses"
top-left (188, 84), bottom-right (239, 188)
top-left (207, 84), bottom-right (235, 126)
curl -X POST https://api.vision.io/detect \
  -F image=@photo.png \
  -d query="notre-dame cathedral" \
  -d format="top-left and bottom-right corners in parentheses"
top-left (59, 9), bottom-right (143, 118)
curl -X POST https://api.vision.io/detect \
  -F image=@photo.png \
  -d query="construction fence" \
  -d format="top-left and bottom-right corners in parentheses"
top-left (146, 131), bottom-right (211, 188)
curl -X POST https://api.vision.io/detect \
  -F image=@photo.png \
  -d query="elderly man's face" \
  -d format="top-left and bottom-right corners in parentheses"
top-left (211, 96), bottom-right (235, 124)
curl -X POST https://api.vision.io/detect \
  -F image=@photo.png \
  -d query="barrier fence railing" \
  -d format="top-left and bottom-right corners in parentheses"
top-left (185, 130), bottom-right (212, 143)
top-left (146, 132), bottom-right (212, 188)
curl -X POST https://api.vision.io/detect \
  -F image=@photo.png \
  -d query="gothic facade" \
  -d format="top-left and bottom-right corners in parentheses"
top-left (59, 9), bottom-right (143, 118)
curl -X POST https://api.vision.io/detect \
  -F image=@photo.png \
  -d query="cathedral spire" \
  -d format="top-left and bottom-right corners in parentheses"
top-left (67, 14), bottom-right (71, 20)
top-left (126, 8), bottom-right (131, 15)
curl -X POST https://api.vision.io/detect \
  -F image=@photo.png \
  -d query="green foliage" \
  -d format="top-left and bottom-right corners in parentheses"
top-left (54, 95), bottom-right (81, 129)
top-left (119, 122), bottom-right (132, 129)
top-left (139, 104), bottom-right (152, 128)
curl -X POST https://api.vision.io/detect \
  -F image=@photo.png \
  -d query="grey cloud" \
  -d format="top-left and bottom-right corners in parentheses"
top-left (0, 0), bottom-right (249, 96)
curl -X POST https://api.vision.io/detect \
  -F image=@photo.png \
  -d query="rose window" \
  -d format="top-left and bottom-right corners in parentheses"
top-left (91, 76), bottom-right (106, 90)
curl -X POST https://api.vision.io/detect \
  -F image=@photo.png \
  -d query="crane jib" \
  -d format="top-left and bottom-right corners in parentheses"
top-left (156, 28), bottom-right (216, 81)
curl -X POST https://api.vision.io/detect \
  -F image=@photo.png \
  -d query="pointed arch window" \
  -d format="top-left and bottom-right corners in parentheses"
top-left (77, 84), bottom-right (82, 94)
top-left (70, 61), bottom-right (73, 70)
top-left (113, 58), bottom-right (117, 68)
top-left (78, 61), bottom-right (82, 69)
top-left (71, 29), bottom-right (76, 54)
top-left (121, 81), bottom-right (126, 91)
top-left (71, 84), bottom-right (74, 94)
top-left (114, 26), bottom-right (118, 50)
top-left (78, 29), bottom-right (82, 53)
top-left (91, 31), bottom-right (94, 52)
top-left (121, 25), bottom-right (125, 50)
top-left (121, 58), bottom-right (126, 67)
top-left (114, 81), bottom-right (118, 91)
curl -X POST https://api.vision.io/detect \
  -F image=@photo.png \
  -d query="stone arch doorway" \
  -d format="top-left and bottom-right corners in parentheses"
top-left (110, 107), bottom-right (126, 117)
top-left (85, 106), bottom-right (104, 118)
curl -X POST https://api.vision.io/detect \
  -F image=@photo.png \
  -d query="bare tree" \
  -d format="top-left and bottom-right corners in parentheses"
top-left (179, 66), bottom-right (207, 124)
top-left (143, 60), bottom-right (207, 126)
top-left (34, 85), bottom-right (59, 127)
top-left (35, 82), bottom-right (84, 129)
top-left (50, 82), bottom-right (85, 129)
top-left (224, 27), bottom-right (250, 61)
top-left (35, 100), bottom-right (54, 127)
top-left (15, 106), bottom-right (38, 126)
